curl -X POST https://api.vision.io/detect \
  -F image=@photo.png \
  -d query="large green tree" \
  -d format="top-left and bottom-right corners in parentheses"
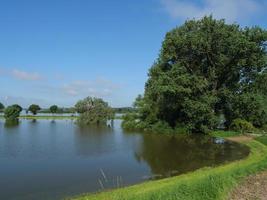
top-left (75, 97), bottom-right (114, 125)
top-left (28, 104), bottom-right (41, 115)
top-left (123, 16), bottom-right (267, 133)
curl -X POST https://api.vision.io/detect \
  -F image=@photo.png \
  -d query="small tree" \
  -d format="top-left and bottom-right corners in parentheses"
top-left (0, 102), bottom-right (4, 111)
top-left (50, 105), bottom-right (58, 114)
top-left (75, 97), bottom-right (114, 125)
top-left (28, 104), bottom-right (41, 115)
top-left (4, 105), bottom-right (21, 120)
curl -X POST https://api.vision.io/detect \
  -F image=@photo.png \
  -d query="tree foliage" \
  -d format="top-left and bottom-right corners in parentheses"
top-left (50, 105), bottom-right (58, 114)
top-left (123, 16), bottom-right (267, 133)
top-left (13, 104), bottom-right (22, 113)
top-left (75, 97), bottom-right (114, 125)
top-left (230, 119), bottom-right (254, 134)
top-left (28, 104), bottom-right (41, 115)
top-left (224, 92), bottom-right (267, 128)
top-left (4, 105), bottom-right (22, 120)
top-left (0, 102), bottom-right (4, 111)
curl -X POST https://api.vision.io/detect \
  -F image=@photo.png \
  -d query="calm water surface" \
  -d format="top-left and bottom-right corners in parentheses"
top-left (0, 119), bottom-right (249, 200)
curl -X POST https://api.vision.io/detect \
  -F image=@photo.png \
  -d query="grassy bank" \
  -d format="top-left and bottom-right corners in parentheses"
top-left (256, 135), bottom-right (267, 146)
top-left (71, 138), bottom-right (267, 200)
top-left (209, 130), bottom-right (241, 138)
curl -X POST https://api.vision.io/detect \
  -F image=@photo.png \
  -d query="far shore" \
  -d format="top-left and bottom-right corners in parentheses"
top-left (0, 114), bottom-right (77, 120)
top-left (0, 114), bottom-right (123, 120)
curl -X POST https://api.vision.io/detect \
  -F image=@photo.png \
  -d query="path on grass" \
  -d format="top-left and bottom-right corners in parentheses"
top-left (228, 135), bottom-right (267, 200)
top-left (229, 170), bottom-right (267, 200)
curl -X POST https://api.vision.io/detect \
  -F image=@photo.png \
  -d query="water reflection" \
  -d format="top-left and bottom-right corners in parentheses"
top-left (4, 119), bottom-right (19, 128)
top-left (30, 119), bottom-right (37, 123)
top-left (133, 134), bottom-right (249, 178)
top-left (74, 124), bottom-right (115, 157)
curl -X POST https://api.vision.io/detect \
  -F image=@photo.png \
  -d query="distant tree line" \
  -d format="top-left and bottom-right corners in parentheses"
top-left (112, 107), bottom-right (136, 113)
top-left (39, 106), bottom-right (76, 114)
top-left (0, 98), bottom-right (122, 126)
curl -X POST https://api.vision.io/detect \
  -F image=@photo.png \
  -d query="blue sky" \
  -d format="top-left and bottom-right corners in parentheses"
top-left (0, 0), bottom-right (266, 108)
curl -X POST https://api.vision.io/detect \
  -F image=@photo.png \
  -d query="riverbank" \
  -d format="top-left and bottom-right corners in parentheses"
top-left (71, 134), bottom-right (267, 200)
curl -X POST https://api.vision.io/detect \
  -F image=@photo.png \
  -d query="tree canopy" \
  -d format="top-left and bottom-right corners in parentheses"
top-left (50, 105), bottom-right (58, 114)
top-left (13, 104), bottom-right (22, 113)
top-left (4, 105), bottom-right (22, 120)
top-left (123, 16), bottom-right (267, 133)
top-left (75, 97), bottom-right (114, 125)
top-left (28, 104), bottom-right (41, 115)
top-left (0, 102), bottom-right (4, 111)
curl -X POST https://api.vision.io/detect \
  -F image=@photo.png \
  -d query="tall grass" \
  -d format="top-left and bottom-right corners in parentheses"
top-left (256, 135), bottom-right (267, 146)
top-left (71, 140), bottom-right (267, 200)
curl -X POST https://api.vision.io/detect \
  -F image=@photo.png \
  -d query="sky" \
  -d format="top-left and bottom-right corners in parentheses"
top-left (0, 0), bottom-right (266, 108)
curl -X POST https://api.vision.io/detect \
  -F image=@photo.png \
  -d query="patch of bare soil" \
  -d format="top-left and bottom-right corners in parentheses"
top-left (229, 171), bottom-right (267, 200)
top-left (227, 136), bottom-right (254, 143)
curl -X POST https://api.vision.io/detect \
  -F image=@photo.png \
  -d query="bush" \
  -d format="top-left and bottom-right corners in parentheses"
top-left (225, 93), bottom-right (267, 128)
top-left (230, 119), bottom-right (255, 134)
top-left (0, 102), bottom-right (4, 111)
top-left (4, 105), bottom-right (21, 120)
top-left (50, 105), bottom-right (58, 114)
top-left (262, 124), bottom-right (267, 131)
top-left (122, 113), bottom-right (139, 130)
top-left (75, 97), bottom-right (114, 125)
top-left (174, 124), bottom-right (190, 135)
top-left (28, 104), bottom-right (41, 115)
top-left (150, 121), bottom-right (174, 134)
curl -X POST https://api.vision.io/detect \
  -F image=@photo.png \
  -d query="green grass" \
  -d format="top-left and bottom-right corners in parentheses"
top-left (71, 139), bottom-right (267, 200)
top-left (255, 135), bottom-right (267, 146)
top-left (209, 130), bottom-right (241, 138)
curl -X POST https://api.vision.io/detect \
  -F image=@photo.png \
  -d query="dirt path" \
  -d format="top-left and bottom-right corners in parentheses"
top-left (229, 170), bottom-right (267, 200)
top-left (227, 135), bottom-right (254, 143)
top-left (228, 135), bottom-right (267, 200)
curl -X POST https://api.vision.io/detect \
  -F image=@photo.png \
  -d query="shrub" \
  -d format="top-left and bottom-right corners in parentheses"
top-left (225, 93), bottom-right (267, 128)
top-left (0, 102), bottom-right (4, 111)
top-left (50, 105), bottom-right (58, 114)
top-left (122, 113), bottom-right (139, 130)
top-left (4, 105), bottom-right (21, 120)
top-left (230, 119), bottom-right (254, 134)
top-left (150, 121), bottom-right (174, 134)
top-left (174, 124), bottom-right (190, 135)
top-left (28, 104), bottom-right (41, 115)
top-left (75, 97), bottom-right (114, 125)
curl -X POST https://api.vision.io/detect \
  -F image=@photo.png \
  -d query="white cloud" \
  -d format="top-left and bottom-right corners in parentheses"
top-left (62, 78), bottom-right (121, 98)
top-left (0, 96), bottom-right (48, 108)
top-left (161, 0), bottom-right (266, 22)
top-left (11, 69), bottom-right (43, 81)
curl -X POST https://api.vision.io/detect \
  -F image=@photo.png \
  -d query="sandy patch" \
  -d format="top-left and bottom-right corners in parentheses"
top-left (227, 136), bottom-right (254, 143)
top-left (229, 171), bottom-right (267, 200)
